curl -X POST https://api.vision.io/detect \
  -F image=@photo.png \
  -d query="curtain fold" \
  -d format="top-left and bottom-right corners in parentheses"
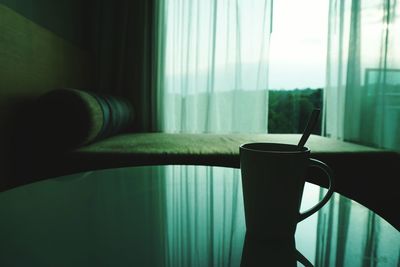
top-left (91, 0), bottom-right (157, 131)
top-left (318, 0), bottom-right (400, 266)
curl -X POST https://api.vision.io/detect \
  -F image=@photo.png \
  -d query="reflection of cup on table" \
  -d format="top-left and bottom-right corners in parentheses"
top-left (239, 143), bottom-right (334, 266)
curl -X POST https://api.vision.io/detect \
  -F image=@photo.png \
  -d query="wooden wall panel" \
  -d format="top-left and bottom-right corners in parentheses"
top-left (0, 4), bottom-right (93, 189)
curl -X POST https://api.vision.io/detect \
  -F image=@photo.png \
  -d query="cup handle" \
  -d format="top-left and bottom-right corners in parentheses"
top-left (298, 158), bottom-right (335, 222)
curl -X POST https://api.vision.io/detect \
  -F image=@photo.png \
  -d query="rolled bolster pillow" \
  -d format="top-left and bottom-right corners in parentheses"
top-left (33, 88), bottom-right (134, 151)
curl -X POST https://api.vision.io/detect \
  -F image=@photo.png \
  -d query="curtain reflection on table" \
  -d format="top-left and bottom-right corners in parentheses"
top-left (315, 191), bottom-right (400, 267)
top-left (163, 166), bottom-right (245, 267)
top-left (162, 165), bottom-right (400, 267)
top-left (162, 165), bottom-right (321, 266)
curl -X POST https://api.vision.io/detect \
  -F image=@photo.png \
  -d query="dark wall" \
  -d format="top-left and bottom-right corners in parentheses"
top-left (0, 0), bottom-right (92, 49)
top-left (0, 1), bottom-right (94, 190)
top-left (0, 0), bottom-right (155, 189)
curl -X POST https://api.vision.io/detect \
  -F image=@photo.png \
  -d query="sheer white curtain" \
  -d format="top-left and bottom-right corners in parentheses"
top-left (156, 0), bottom-right (273, 266)
top-left (324, 0), bottom-right (400, 150)
top-left (159, 0), bottom-right (272, 133)
top-left (318, 0), bottom-right (400, 266)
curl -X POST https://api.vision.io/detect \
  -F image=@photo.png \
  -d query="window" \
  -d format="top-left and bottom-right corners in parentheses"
top-left (159, 0), bottom-right (328, 135)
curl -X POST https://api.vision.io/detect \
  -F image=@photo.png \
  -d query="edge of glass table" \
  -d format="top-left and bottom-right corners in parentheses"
top-left (0, 165), bottom-right (398, 267)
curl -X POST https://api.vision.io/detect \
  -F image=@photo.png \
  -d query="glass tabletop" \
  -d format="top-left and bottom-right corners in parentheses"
top-left (0, 165), bottom-right (398, 267)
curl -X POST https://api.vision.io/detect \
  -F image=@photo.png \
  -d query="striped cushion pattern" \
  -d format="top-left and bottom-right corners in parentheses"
top-left (33, 88), bottom-right (134, 150)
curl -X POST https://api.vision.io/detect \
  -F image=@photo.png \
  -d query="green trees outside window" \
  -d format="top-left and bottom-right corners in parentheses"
top-left (268, 88), bottom-right (323, 134)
